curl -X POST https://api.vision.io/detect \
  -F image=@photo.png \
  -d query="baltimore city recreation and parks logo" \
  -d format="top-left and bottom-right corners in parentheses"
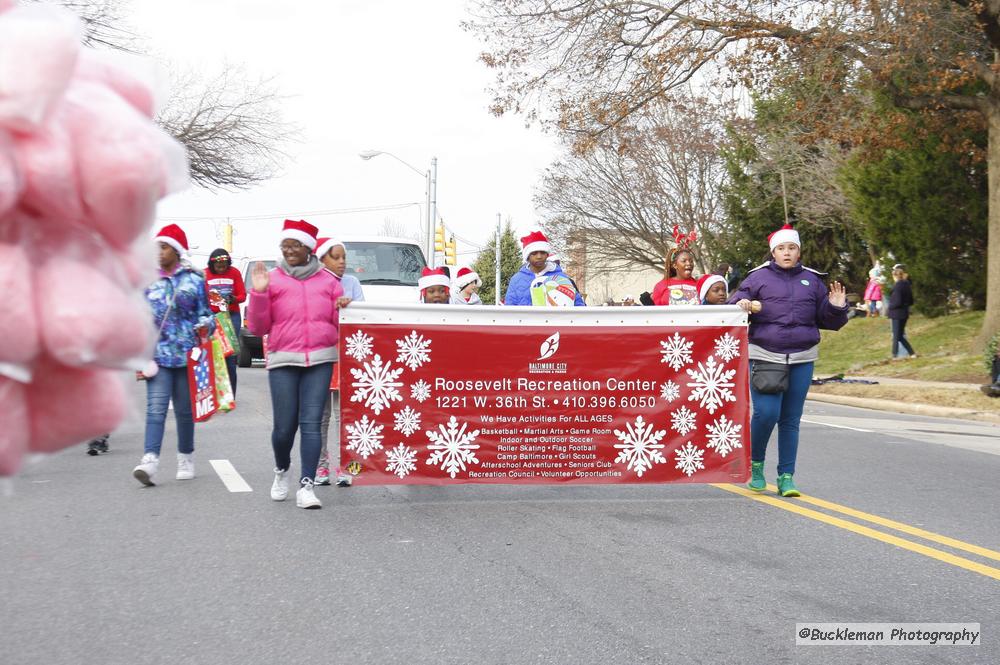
top-left (529, 332), bottom-right (567, 374)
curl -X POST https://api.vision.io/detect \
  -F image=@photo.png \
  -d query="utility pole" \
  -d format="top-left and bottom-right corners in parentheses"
top-left (495, 213), bottom-right (501, 305)
top-left (223, 217), bottom-right (233, 253)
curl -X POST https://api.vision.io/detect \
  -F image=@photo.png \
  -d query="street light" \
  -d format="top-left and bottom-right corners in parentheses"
top-left (359, 150), bottom-right (438, 267)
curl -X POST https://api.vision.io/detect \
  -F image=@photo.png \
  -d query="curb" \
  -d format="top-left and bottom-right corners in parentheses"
top-left (806, 392), bottom-right (1000, 424)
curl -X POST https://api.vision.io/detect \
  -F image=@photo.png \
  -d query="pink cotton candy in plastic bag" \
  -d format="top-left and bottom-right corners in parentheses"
top-left (75, 49), bottom-right (161, 119)
top-left (27, 360), bottom-right (126, 454)
top-left (0, 240), bottom-right (39, 368)
top-left (0, 134), bottom-right (22, 218)
top-left (0, 4), bottom-right (81, 132)
top-left (0, 376), bottom-right (28, 476)
top-left (37, 257), bottom-right (153, 368)
top-left (14, 106), bottom-right (85, 223)
top-left (65, 82), bottom-right (186, 249)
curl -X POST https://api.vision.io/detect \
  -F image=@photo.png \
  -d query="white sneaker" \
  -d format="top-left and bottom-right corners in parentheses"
top-left (335, 472), bottom-right (353, 488)
top-left (296, 479), bottom-right (322, 509)
top-left (270, 468), bottom-right (289, 501)
top-left (176, 453), bottom-right (195, 480)
top-left (133, 453), bottom-right (159, 486)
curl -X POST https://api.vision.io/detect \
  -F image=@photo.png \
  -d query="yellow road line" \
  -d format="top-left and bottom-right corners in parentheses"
top-left (711, 484), bottom-right (1000, 581)
top-left (761, 483), bottom-right (1000, 563)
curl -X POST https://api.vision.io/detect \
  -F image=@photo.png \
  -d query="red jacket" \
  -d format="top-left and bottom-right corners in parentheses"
top-left (652, 277), bottom-right (699, 306)
top-left (205, 266), bottom-right (246, 313)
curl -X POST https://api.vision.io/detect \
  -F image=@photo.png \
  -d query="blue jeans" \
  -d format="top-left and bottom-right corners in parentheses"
top-left (144, 366), bottom-right (194, 456)
top-left (268, 363), bottom-right (333, 483)
top-left (225, 312), bottom-right (241, 396)
top-left (891, 317), bottom-right (915, 357)
top-left (749, 361), bottom-right (814, 476)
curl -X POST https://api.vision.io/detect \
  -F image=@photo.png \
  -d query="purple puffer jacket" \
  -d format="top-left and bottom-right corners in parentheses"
top-left (728, 261), bottom-right (849, 354)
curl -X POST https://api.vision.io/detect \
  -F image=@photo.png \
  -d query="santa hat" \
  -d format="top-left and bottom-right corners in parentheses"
top-left (453, 267), bottom-right (481, 290)
top-left (697, 274), bottom-right (727, 302)
top-left (315, 237), bottom-right (344, 259)
top-left (153, 224), bottom-right (188, 256)
top-left (768, 224), bottom-right (800, 251)
top-left (280, 219), bottom-right (319, 250)
top-left (520, 231), bottom-right (552, 260)
top-left (418, 267), bottom-right (451, 290)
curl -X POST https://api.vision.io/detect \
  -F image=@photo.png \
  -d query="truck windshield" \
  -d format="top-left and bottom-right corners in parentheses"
top-left (344, 242), bottom-right (425, 286)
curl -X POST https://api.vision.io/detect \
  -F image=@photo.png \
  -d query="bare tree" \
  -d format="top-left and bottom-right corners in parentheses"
top-left (538, 96), bottom-right (728, 274)
top-left (157, 67), bottom-right (293, 190)
top-left (50, 0), bottom-right (294, 190)
top-left (468, 0), bottom-right (1000, 343)
top-left (378, 217), bottom-right (414, 239)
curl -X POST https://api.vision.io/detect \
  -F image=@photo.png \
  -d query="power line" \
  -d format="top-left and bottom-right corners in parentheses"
top-left (159, 201), bottom-right (422, 222)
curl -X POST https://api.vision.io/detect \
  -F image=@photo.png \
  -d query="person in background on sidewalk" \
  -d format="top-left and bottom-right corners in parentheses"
top-left (315, 237), bottom-right (361, 487)
top-left (730, 224), bottom-right (849, 497)
top-left (451, 267), bottom-right (483, 305)
top-left (248, 220), bottom-right (347, 510)
top-left (982, 336), bottom-right (1000, 397)
top-left (888, 264), bottom-right (917, 359)
top-left (133, 224), bottom-right (215, 486)
top-left (205, 248), bottom-right (246, 395)
top-left (863, 268), bottom-right (883, 318)
top-left (420, 267), bottom-right (452, 304)
top-left (504, 231), bottom-right (586, 306)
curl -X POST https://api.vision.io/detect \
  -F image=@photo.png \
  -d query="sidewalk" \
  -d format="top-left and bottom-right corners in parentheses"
top-left (807, 375), bottom-right (1000, 424)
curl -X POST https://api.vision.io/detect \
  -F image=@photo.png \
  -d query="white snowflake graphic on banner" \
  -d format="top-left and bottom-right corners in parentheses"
top-left (659, 380), bottom-right (680, 403)
top-left (670, 406), bottom-right (697, 436)
top-left (410, 379), bottom-right (431, 403)
top-left (686, 356), bottom-right (737, 414)
top-left (674, 441), bottom-right (705, 477)
top-left (393, 405), bottom-right (422, 437)
top-left (705, 414), bottom-right (743, 458)
top-left (345, 330), bottom-right (374, 362)
top-left (612, 415), bottom-right (667, 477)
top-left (395, 330), bottom-right (432, 371)
top-left (385, 443), bottom-right (418, 479)
top-left (350, 354), bottom-right (404, 415)
top-left (345, 415), bottom-right (385, 459)
top-left (714, 333), bottom-right (741, 362)
top-left (426, 416), bottom-right (481, 478)
top-left (659, 332), bottom-right (694, 371)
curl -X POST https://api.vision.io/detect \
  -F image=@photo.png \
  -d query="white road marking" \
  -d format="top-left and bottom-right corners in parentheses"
top-left (209, 459), bottom-right (253, 492)
top-left (801, 418), bottom-right (873, 433)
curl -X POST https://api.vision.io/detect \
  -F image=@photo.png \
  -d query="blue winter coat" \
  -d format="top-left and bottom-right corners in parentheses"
top-left (146, 264), bottom-right (216, 368)
top-left (504, 263), bottom-right (586, 306)
top-left (728, 261), bottom-right (848, 354)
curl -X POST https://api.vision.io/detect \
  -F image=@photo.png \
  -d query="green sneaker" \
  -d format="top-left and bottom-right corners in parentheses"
top-left (747, 461), bottom-right (766, 492)
top-left (776, 473), bottom-right (801, 497)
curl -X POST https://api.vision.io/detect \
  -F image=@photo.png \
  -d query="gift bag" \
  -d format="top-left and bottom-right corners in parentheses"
top-left (187, 340), bottom-right (218, 422)
top-left (214, 311), bottom-right (240, 354)
top-left (212, 324), bottom-right (234, 358)
top-left (211, 337), bottom-right (235, 412)
top-left (329, 361), bottom-right (339, 392)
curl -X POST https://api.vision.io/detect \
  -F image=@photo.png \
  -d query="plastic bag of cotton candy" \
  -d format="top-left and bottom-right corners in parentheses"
top-left (0, 1), bottom-right (189, 476)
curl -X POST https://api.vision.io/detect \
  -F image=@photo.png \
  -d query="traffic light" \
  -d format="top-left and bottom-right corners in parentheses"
top-left (434, 224), bottom-right (445, 252)
top-left (445, 236), bottom-right (457, 265)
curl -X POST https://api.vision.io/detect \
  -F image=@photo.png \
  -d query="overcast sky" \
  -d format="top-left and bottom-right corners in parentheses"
top-left (127, 0), bottom-right (559, 262)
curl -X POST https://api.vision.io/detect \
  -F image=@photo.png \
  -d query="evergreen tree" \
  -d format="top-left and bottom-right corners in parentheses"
top-left (472, 222), bottom-right (523, 304)
top-left (842, 134), bottom-right (988, 316)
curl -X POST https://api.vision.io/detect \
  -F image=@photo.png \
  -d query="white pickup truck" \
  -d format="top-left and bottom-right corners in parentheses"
top-left (235, 235), bottom-right (426, 367)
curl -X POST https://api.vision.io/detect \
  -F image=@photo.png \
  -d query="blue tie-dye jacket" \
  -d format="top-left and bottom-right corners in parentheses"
top-left (146, 264), bottom-right (216, 368)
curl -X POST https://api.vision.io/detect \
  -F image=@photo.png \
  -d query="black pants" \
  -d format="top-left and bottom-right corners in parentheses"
top-left (891, 317), bottom-right (915, 357)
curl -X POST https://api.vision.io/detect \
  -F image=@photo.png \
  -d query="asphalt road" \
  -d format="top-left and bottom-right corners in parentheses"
top-left (2, 368), bottom-right (998, 665)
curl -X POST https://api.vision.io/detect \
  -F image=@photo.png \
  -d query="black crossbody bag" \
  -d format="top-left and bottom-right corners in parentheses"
top-left (751, 360), bottom-right (790, 394)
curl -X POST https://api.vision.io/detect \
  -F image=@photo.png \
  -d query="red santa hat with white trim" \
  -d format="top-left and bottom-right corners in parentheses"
top-left (520, 230), bottom-right (552, 260)
top-left (453, 267), bottom-right (481, 290)
top-left (314, 237), bottom-right (344, 259)
top-left (418, 267), bottom-right (451, 290)
top-left (280, 219), bottom-right (319, 250)
top-left (153, 224), bottom-right (188, 255)
top-left (696, 273), bottom-right (727, 302)
top-left (767, 223), bottom-right (800, 251)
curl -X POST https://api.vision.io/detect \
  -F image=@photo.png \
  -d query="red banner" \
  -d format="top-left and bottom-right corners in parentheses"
top-left (340, 304), bottom-right (749, 485)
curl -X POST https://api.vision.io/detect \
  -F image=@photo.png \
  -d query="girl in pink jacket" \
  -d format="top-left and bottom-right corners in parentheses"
top-left (247, 220), bottom-right (347, 510)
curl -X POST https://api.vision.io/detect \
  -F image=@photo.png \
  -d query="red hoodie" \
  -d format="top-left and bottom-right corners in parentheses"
top-left (205, 266), bottom-right (247, 313)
